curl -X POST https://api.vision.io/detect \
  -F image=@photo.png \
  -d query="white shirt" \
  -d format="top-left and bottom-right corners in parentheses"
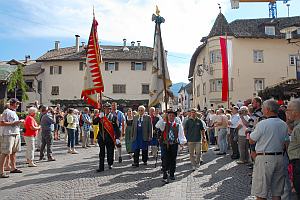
top-left (230, 113), bottom-right (240, 129)
top-left (238, 115), bottom-right (250, 136)
top-left (155, 119), bottom-right (186, 144)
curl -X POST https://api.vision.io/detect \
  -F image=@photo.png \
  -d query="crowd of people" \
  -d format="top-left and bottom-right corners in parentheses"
top-left (0, 97), bottom-right (299, 199)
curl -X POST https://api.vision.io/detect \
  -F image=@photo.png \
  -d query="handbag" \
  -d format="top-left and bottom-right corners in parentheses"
top-left (202, 140), bottom-right (208, 152)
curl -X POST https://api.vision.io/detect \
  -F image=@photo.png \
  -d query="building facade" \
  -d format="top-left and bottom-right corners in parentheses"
top-left (36, 39), bottom-right (154, 109)
top-left (189, 13), bottom-right (300, 109)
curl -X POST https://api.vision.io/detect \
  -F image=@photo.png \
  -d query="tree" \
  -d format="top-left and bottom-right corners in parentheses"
top-left (7, 65), bottom-right (29, 101)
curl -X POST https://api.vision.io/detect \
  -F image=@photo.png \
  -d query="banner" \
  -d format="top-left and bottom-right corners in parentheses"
top-left (220, 37), bottom-right (229, 102)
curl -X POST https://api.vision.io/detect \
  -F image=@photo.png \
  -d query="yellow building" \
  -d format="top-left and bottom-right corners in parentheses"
top-left (189, 13), bottom-right (300, 109)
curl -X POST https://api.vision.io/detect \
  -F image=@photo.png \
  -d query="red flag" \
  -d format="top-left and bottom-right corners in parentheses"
top-left (220, 37), bottom-right (228, 102)
top-left (81, 16), bottom-right (104, 108)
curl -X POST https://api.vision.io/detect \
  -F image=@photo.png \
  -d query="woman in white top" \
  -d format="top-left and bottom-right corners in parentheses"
top-left (236, 106), bottom-right (250, 164)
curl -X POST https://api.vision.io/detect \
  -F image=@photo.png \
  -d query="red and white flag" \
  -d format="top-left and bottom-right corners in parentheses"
top-left (81, 16), bottom-right (104, 108)
top-left (220, 37), bottom-right (229, 102)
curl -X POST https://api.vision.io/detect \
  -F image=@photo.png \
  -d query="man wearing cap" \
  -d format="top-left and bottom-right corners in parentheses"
top-left (184, 108), bottom-right (206, 170)
top-left (0, 98), bottom-right (24, 178)
top-left (228, 106), bottom-right (240, 159)
top-left (156, 109), bottom-right (186, 182)
top-left (249, 99), bottom-right (288, 199)
top-left (96, 102), bottom-right (116, 172)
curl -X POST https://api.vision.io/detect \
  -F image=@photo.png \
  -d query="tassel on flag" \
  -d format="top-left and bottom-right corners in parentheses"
top-left (220, 37), bottom-right (229, 102)
top-left (81, 15), bottom-right (104, 109)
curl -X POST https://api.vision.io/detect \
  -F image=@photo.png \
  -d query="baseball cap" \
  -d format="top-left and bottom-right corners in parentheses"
top-left (9, 98), bottom-right (20, 104)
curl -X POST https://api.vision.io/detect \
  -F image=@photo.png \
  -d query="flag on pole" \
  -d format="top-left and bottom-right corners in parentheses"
top-left (81, 15), bottom-right (104, 108)
top-left (149, 9), bottom-right (172, 107)
top-left (220, 37), bottom-right (229, 102)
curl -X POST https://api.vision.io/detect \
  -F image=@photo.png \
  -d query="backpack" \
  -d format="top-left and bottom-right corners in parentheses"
top-left (63, 114), bottom-right (68, 127)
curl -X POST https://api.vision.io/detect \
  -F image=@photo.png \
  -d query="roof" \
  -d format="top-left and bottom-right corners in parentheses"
top-left (188, 15), bottom-right (300, 79)
top-left (23, 62), bottom-right (43, 76)
top-left (37, 45), bottom-right (154, 62)
top-left (185, 82), bottom-right (192, 94)
top-left (0, 65), bottom-right (18, 81)
top-left (208, 13), bottom-right (233, 38)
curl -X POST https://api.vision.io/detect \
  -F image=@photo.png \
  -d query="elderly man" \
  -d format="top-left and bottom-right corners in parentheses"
top-left (215, 108), bottom-right (228, 155)
top-left (131, 105), bottom-right (152, 167)
top-left (228, 106), bottom-right (240, 159)
top-left (156, 109), bottom-right (186, 182)
top-left (250, 99), bottom-right (288, 200)
top-left (81, 107), bottom-right (92, 148)
top-left (286, 99), bottom-right (300, 198)
top-left (40, 106), bottom-right (56, 161)
top-left (0, 98), bottom-right (24, 178)
top-left (185, 108), bottom-right (206, 170)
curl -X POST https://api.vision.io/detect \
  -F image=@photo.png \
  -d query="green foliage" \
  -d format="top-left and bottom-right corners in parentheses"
top-left (7, 65), bottom-right (29, 101)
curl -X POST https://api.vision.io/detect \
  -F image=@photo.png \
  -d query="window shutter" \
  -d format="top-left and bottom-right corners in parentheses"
top-left (253, 51), bottom-right (257, 62)
top-left (115, 62), bottom-right (119, 71)
top-left (59, 66), bottom-right (62, 74)
top-left (105, 62), bottom-right (108, 71)
top-left (131, 62), bottom-right (135, 70)
top-left (50, 66), bottom-right (53, 74)
top-left (142, 62), bottom-right (146, 71)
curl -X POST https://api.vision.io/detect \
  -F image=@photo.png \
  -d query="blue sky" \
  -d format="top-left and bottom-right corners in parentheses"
top-left (0, 0), bottom-right (299, 83)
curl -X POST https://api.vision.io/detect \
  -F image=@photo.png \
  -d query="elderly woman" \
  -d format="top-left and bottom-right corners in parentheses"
top-left (125, 108), bottom-right (134, 156)
top-left (66, 108), bottom-right (78, 154)
top-left (24, 107), bottom-right (41, 167)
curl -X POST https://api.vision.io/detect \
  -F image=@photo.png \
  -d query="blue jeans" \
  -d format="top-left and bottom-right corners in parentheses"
top-left (218, 128), bottom-right (228, 153)
top-left (67, 128), bottom-right (76, 148)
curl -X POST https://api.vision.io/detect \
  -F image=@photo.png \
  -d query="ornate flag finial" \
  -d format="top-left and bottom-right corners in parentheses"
top-left (156, 5), bottom-right (160, 16)
top-left (93, 5), bottom-right (95, 18)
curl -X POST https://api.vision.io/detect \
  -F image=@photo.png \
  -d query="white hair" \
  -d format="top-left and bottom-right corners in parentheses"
top-left (290, 99), bottom-right (300, 113)
top-left (138, 105), bottom-right (145, 111)
top-left (28, 107), bottom-right (38, 114)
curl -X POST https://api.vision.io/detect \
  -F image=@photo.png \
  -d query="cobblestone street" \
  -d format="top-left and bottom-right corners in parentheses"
top-left (0, 138), bottom-right (255, 200)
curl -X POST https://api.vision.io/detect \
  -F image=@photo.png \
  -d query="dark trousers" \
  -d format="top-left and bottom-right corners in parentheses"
top-left (134, 148), bottom-right (148, 165)
top-left (40, 131), bottom-right (53, 158)
top-left (161, 143), bottom-right (178, 177)
top-left (230, 128), bottom-right (239, 158)
top-left (291, 159), bottom-right (300, 198)
top-left (98, 140), bottom-right (114, 170)
top-left (75, 127), bottom-right (79, 145)
top-left (209, 128), bottom-right (215, 145)
top-left (67, 128), bottom-right (75, 148)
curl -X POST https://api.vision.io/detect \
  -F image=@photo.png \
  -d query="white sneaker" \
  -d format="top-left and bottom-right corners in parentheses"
top-left (67, 149), bottom-right (72, 153)
top-left (28, 162), bottom-right (37, 167)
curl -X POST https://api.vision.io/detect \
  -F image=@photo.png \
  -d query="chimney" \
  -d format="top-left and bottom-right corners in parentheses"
top-left (131, 41), bottom-right (135, 47)
top-left (137, 40), bottom-right (141, 47)
top-left (81, 42), bottom-right (85, 48)
top-left (75, 34), bottom-right (80, 52)
top-left (25, 55), bottom-right (30, 63)
top-left (123, 38), bottom-right (127, 47)
top-left (55, 41), bottom-right (60, 50)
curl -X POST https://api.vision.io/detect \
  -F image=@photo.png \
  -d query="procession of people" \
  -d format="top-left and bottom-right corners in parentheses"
top-left (0, 97), bottom-right (299, 199)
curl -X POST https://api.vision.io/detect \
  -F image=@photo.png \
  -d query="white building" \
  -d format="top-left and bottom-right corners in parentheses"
top-left (36, 38), bottom-right (154, 110)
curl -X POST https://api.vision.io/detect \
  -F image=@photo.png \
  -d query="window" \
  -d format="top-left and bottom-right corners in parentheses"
top-left (25, 80), bottom-right (34, 92)
top-left (253, 50), bottom-right (264, 63)
top-left (141, 84), bottom-right (149, 94)
top-left (289, 55), bottom-right (297, 66)
top-left (105, 62), bottom-right (119, 71)
top-left (196, 84), bottom-right (200, 97)
top-left (265, 26), bottom-right (275, 36)
top-left (297, 28), bottom-right (300, 34)
top-left (131, 62), bottom-right (146, 71)
top-left (209, 50), bottom-right (222, 64)
top-left (254, 79), bottom-right (264, 91)
top-left (202, 82), bottom-right (206, 95)
top-left (113, 84), bottom-right (126, 93)
top-left (51, 86), bottom-right (59, 95)
top-left (210, 79), bottom-right (222, 92)
top-left (50, 66), bottom-right (62, 74)
top-left (38, 81), bottom-right (42, 93)
top-left (79, 62), bottom-right (85, 71)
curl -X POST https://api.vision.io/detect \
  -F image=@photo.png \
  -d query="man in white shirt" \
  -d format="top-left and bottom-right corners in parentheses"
top-left (228, 106), bottom-right (240, 159)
